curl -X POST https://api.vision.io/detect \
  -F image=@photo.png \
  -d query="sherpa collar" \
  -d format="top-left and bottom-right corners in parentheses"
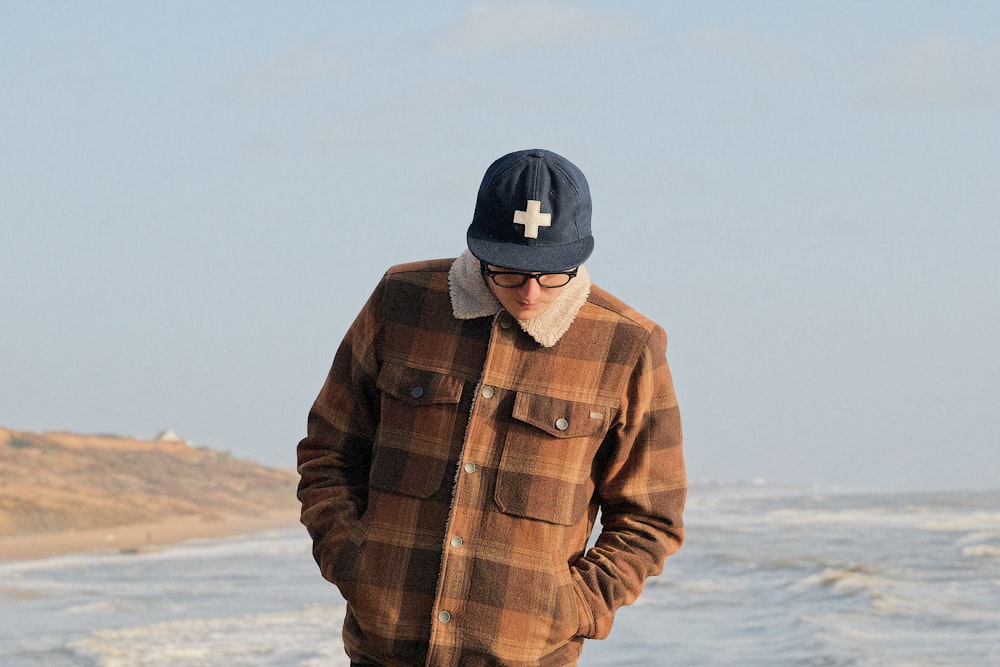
top-left (448, 249), bottom-right (591, 348)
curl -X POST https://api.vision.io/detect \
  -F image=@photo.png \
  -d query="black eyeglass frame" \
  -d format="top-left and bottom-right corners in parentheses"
top-left (480, 261), bottom-right (579, 289)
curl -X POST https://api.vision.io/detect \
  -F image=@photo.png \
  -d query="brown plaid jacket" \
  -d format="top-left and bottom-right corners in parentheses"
top-left (297, 258), bottom-right (685, 666)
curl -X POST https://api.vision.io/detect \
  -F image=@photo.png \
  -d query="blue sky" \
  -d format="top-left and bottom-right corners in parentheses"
top-left (2, 1), bottom-right (998, 491)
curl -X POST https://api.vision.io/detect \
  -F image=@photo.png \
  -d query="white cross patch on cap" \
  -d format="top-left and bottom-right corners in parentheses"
top-left (512, 200), bottom-right (551, 239)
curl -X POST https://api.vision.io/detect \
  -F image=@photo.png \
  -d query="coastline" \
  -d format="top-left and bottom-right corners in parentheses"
top-left (0, 508), bottom-right (303, 561)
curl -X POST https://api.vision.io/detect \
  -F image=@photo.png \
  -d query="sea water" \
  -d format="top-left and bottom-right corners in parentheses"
top-left (2, 482), bottom-right (998, 666)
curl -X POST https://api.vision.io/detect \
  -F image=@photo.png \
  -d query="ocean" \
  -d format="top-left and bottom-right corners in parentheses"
top-left (2, 482), bottom-right (998, 666)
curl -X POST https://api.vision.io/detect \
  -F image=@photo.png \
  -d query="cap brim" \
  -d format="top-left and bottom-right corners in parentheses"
top-left (467, 230), bottom-right (594, 272)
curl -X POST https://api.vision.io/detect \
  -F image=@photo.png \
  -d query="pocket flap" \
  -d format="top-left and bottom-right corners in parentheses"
top-left (511, 392), bottom-right (609, 438)
top-left (376, 361), bottom-right (463, 405)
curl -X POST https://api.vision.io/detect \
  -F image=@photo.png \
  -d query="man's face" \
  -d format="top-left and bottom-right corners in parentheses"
top-left (484, 264), bottom-right (568, 321)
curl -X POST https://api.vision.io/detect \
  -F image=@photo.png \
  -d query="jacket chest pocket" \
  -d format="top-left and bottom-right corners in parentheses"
top-left (372, 361), bottom-right (464, 498)
top-left (495, 392), bottom-right (611, 526)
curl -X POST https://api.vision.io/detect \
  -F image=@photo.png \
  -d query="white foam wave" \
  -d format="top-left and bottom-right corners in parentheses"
top-left (955, 530), bottom-right (1000, 545)
top-left (963, 544), bottom-right (1000, 558)
top-left (790, 565), bottom-right (904, 610)
top-left (63, 598), bottom-right (131, 614)
top-left (682, 578), bottom-right (754, 594)
top-left (764, 508), bottom-right (936, 529)
top-left (127, 529), bottom-right (310, 564)
top-left (921, 512), bottom-right (1000, 532)
top-left (809, 570), bottom-right (959, 619)
top-left (0, 528), bottom-right (309, 576)
top-left (72, 605), bottom-right (349, 667)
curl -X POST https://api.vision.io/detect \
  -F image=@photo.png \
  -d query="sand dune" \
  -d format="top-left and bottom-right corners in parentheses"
top-left (0, 426), bottom-right (302, 559)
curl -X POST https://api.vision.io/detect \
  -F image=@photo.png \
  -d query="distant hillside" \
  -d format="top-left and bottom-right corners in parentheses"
top-left (0, 427), bottom-right (299, 537)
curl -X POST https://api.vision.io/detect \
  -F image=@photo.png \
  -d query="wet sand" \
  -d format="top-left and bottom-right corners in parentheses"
top-left (0, 508), bottom-right (302, 561)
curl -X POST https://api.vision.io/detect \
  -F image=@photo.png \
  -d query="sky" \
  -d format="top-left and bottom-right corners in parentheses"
top-left (2, 1), bottom-right (998, 492)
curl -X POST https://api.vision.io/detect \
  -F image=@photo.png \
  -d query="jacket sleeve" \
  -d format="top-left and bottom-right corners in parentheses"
top-left (572, 324), bottom-right (686, 639)
top-left (296, 280), bottom-right (383, 584)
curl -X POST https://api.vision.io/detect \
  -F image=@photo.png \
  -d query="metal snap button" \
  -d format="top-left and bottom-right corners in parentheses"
top-left (555, 417), bottom-right (569, 431)
top-left (411, 386), bottom-right (424, 399)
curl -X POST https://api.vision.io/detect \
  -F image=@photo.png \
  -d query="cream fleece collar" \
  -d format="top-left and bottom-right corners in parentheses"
top-left (448, 249), bottom-right (591, 348)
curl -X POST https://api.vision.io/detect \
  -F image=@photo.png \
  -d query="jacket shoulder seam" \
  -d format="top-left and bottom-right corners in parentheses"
top-left (586, 286), bottom-right (659, 333)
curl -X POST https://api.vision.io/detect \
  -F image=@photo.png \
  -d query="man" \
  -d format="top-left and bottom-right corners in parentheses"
top-left (297, 149), bottom-right (685, 667)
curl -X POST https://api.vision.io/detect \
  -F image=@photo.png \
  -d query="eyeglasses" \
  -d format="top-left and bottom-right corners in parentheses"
top-left (481, 262), bottom-right (578, 289)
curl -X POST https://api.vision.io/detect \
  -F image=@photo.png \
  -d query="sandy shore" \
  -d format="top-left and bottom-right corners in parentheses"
top-left (0, 508), bottom-right (303, 561)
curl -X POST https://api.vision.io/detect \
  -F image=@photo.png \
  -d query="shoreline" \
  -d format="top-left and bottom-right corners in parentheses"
top-left (0, 508), bottom-right (303, 561)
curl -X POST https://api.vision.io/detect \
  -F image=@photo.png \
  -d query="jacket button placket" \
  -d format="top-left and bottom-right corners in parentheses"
top-left (432, 311), bottom-right (512, 658)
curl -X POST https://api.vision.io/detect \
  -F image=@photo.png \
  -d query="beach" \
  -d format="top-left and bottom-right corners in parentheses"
top-left (0, 426), bottom-right (303, 563)
top-left (2, 482), bottom-right (998, 666)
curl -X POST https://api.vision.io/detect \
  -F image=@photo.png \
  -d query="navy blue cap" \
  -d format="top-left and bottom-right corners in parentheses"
top-left (466, 149), bottom-right (594, 272)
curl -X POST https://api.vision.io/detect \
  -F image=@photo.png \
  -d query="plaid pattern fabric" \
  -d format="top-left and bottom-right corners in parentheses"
top-left (298, 259), bottom-right (685, 667)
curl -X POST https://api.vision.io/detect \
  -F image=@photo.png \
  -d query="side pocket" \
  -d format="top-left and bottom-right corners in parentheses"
top-left (570, 568), bottom-right (597, 639)
top-left (555, 560), bottom-right (583, 640)
top-left (326, 523), bottom-right (364, 604)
